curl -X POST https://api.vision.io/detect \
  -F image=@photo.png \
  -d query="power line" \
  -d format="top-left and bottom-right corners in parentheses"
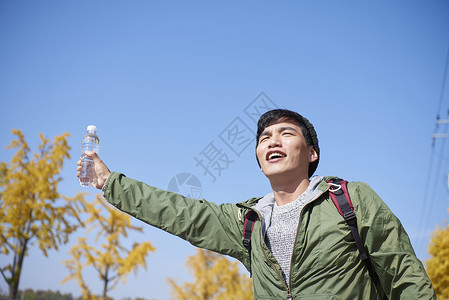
top-left (418, 40), bottom-right (449, 255)
top-left (419, 117), bottom-right (449, 255)
top-left (436, 41), bottom-right (449, 119)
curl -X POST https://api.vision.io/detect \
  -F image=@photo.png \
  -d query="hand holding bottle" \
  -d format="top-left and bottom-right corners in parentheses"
top-left (79, 125), bottom-right (100, 187)
top-left (77, 151), bottom-right (111, 190)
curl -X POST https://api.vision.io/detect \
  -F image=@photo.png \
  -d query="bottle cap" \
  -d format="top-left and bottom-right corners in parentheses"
top-left (87, 125), bottom-right (97, 133)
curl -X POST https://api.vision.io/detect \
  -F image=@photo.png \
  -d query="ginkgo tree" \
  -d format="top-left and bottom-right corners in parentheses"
top-left (62, 195), bottom-right (156, 300)
top-left (0, 130), bottom-right (87, 299)
top-left (167, 248), bottom-right (253, 300)
top-left (426, 209), bottom-right (449, 300)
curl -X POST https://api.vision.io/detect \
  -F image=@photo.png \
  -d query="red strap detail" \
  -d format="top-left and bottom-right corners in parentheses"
top-left (243, 216), bottom-right (250, 235)
top-left (329, 192), bottom-right (343, 217)
top-left (249, 219), bottom-right (256, 232)
top-left (329, 179), bottom-right (353, 217)
top-left (329, 180), bottom-right (343, 217)
top-left (339, 180), bottom-right (354, 210)
top-left (243, 209), bottom-right (258, 244)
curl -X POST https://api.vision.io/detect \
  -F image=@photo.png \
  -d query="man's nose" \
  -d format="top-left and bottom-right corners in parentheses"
top-left (268, 134), bottom-right (281, 147)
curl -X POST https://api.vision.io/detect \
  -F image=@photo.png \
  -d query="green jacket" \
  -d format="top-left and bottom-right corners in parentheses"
top-left (103, 172), bottom-right (436, 299)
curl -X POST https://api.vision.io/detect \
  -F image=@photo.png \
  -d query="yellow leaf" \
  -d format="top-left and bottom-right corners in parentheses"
top-left (167, 248), bottom-right (254, 300)
top-left (1, 130), bottom-right (81, 299)
top-left (426, 214), bottom-right (449, 300)
top-left (62, 195), bottom-right (155, 299)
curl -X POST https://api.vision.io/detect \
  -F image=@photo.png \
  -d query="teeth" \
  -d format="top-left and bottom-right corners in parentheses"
top-left (269, 152), bottom-right (284, 160)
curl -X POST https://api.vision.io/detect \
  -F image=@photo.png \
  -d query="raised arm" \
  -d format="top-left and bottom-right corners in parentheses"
top-left (76, 151), bottom-right (111, 190)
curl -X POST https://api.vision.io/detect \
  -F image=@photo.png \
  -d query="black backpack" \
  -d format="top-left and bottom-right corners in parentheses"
top-left (242, 178), bottom-right (387, 299)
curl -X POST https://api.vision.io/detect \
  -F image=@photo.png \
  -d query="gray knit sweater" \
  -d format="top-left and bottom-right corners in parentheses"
top-left (265, 181), bottom-right (319, 286)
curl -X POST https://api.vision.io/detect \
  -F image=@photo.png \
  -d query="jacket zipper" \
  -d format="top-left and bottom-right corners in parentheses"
top-left (259, 223), bottom-right (292, 298)
top-left (240, 183), bottom-right (331, 299)
top-left (241, 205), bottom-right (291, 298)
top-left (287, 186), bottom-right (330, 296)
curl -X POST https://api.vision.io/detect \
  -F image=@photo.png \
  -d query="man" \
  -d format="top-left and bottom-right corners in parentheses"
top-left (77, 109), bottom-right (436, 299)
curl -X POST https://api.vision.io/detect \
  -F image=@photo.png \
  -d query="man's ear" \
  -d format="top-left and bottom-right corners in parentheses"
top-left (308, 146), bottom-right (318, 163)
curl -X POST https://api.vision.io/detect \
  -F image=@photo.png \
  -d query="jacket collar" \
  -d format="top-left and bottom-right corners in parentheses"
top-left (251, 175), bottom-right (328, 237)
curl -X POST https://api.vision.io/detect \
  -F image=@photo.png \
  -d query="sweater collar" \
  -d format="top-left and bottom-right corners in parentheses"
top-left (252, 175), bottom-right (326, 237)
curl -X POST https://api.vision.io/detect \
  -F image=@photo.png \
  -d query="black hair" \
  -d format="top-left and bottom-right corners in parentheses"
top-left (256, 109), bottom-right (313, 147)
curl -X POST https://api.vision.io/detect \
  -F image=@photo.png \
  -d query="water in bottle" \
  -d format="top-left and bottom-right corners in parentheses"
top-left (79, 125), bottom-right (100, 187)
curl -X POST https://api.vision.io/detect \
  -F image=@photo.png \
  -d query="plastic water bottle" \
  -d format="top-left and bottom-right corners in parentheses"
top-left (79, 125), bottom-right (100, 187)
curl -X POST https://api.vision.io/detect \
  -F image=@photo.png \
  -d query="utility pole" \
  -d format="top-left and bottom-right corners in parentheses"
top-left (432, 116), bottom-right (449, 144)
top-left (432, 114), bottom-right (449, 189)
top-left (436, 117), bottom-right (449, 124)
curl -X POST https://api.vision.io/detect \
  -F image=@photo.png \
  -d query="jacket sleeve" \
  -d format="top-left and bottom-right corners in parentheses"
top-left (350, 182), bottom-right (436, 299)
top-left (103, 172), bottom-right (246, 262)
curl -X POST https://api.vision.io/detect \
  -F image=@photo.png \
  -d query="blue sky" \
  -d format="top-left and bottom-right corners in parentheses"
top-left (1, 1), bottom-right (449, 299)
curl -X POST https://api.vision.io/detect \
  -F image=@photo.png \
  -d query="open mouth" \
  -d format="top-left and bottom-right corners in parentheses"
top-left (267, 151), bottom-right (286, 161)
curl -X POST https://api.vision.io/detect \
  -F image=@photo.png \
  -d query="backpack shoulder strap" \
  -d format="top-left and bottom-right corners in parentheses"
top-left (242, 208), bottom-right (259, 275)
top-left (243, 209), bottom-right (258, 250)
top-left (328, 178), bottom-right (382, 288)
top-left (328, 179), bottom-right (367, 259)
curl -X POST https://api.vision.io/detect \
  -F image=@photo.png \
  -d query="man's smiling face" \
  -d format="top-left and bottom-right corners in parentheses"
top-left (256, 121), bottom-right (317, 182)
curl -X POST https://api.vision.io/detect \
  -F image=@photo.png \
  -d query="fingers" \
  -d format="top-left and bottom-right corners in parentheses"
top-left (77, 151), bottom-right (111, 190)
top-left (85, 151), bottom-right (106, 169)
top-left (84, 151), bottom-right (97, 158)
top-left (85, 151), bottom-right (104, 165)
top-left (76, 161), bottom-right (81, 178)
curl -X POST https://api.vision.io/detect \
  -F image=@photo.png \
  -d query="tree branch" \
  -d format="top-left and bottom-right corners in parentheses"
top-left (0, 267), bottom-right (9, 285)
